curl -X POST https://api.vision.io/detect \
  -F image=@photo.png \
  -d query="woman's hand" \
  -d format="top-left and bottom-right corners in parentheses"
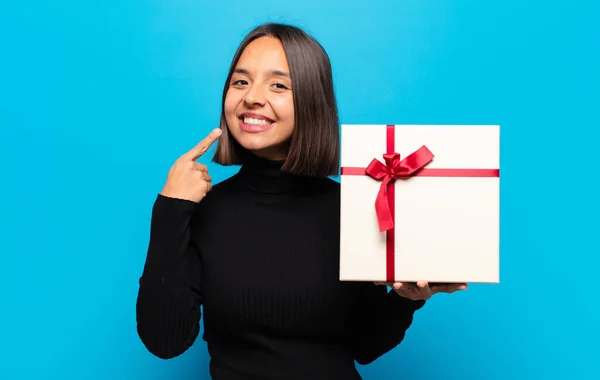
top-left (375, 280), bottom-right (468, 301)
top-left (160, 128), bottom-right (222, 203)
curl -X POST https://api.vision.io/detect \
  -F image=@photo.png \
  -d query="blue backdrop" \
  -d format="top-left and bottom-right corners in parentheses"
top-left (1, 0), bottom-right (598, 379)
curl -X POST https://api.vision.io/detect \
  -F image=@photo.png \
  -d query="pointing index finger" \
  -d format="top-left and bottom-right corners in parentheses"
top-left (186, 128), bottom-right (222, 160)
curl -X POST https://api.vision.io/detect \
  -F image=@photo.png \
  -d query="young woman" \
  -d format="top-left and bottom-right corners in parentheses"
top-left (136, 22), bottom-right (466, 380)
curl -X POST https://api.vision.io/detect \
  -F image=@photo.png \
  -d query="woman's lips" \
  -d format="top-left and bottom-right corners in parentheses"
top-left (238, 114), bottom-right (275, 133)
top-left (239, 119), bottom-right (274, 133)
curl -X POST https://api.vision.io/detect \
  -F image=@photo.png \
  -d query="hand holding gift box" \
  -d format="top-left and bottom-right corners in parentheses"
top-left (339, 124), bottom-right (500, 285)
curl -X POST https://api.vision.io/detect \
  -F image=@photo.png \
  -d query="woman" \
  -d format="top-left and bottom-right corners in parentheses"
top-left (136, 22), bottom-right (466, 379)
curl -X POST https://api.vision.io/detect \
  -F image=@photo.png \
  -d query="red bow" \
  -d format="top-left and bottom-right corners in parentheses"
top-left (365, 146), bottom-right (434, 232)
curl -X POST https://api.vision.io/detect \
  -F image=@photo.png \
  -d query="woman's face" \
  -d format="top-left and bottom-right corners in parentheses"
top-left (224, 36), bottom-right (295, 161)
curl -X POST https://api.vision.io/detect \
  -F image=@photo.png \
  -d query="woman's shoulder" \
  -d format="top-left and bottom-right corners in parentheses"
top-left (310, 176), bottom-right (340, 196)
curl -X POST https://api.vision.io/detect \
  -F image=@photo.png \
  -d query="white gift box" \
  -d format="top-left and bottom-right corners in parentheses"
top-left (339, 124), bottom-right (500, 284)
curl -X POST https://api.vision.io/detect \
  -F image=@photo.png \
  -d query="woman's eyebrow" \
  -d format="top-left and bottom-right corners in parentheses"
top-left (234, 68), bottom-right (290, 78)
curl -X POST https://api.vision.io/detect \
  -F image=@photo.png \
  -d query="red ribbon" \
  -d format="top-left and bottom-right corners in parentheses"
top-left (340, 125), bottom-right (500, 282)
top-left (364, 147), bottom-right (434, 232)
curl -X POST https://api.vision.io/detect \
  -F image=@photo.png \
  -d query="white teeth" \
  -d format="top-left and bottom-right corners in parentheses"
top-left (244, 117), bottom-right (272, 126)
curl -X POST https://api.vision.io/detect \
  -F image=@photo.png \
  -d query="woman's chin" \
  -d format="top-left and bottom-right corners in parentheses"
top-left (239, 141), bottom-right (288, 160)
top-left (237, 137), bottom-right (270, 151)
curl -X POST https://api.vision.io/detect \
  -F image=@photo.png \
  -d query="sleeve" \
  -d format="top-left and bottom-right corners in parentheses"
top-left (351, 283), bottom-right (426, 365)
top-left (135, 194), bottom-right (204, 359)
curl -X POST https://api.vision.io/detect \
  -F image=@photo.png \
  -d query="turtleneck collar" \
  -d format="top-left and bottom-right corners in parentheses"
top-left (236, 154), bottom-right (314, 194)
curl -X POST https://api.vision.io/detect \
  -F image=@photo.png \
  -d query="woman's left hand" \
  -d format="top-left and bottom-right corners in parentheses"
top-left (375, 280), bottom-right (468, 301)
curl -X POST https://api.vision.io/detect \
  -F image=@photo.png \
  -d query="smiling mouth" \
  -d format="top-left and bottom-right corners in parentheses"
top-left (242, 117), bottom-right (273, 126)
top-left (238, 116), bottom-right (275, 133)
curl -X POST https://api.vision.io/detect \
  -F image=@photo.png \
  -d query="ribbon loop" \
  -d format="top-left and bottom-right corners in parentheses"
top-left (365, 146), bottom-right (434, 232)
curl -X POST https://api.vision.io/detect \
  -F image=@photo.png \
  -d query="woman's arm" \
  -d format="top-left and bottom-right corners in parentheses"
top-left (351, 283), bottom-right (425, 365)
top-left (135, 194), bottom-right (204, 359)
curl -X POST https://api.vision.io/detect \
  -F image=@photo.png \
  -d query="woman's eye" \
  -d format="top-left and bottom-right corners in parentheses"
top-left (232, 80), bottom-right (247, 86)
top-left (273, 83), bottom-right (288, 90)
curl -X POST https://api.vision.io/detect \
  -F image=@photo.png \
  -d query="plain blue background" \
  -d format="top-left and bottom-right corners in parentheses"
top-left (1, 0), bottom-right (598, 379)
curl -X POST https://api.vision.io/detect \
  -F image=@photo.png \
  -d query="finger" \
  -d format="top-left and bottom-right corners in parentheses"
top-left (194, 162), bottom-right (208, 172)
top-left (393, 282), bottom-right (417, 294)
top-left (392, 282), bottom-right (420, 299)
top-left (391, 282), bottom-right (418, 292)
top-left (374, 282), bottom-right (395, 288)
top-left (448, 283), bottom-right (468, 290)
top-left (185, 128), bottom-right (222, 160)
top-left (415, 280), bottom-right (433, 295)
top-left (409, 282), bottom-right (422, 295)
top-left (417, 280), bottom-right (434, 298)
top-left (434, 286), bottom-right (458, 294)
top-left (433, 283), bottom-right (468, 294)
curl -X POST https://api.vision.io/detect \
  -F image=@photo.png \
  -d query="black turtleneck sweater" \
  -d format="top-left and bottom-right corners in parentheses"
top-left (136, 155), bottom-right (425, 380)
